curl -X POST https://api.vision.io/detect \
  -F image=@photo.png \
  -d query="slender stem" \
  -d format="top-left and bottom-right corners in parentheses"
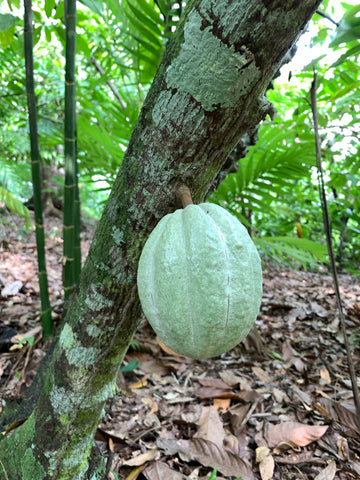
top-left (91, 55), bottom-right (127, 110)
top-left (175, 184), bottom-right (194, 208)
top-left (311, 68), bottom-right (360, 427)
top-left (63, 0), bottom-right (79, 298)
top-left (24, 0), bottom-right (52, 337)
top-left (73, 158), bottom-right (81, 282)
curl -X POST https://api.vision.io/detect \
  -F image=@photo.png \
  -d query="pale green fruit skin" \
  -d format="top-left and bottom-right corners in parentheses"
top-left (137, 203), bottom-right (262, 359)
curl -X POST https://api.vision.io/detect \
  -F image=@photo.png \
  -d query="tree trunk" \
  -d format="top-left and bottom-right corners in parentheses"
top-left (0, 0), bottom-right (322, 478)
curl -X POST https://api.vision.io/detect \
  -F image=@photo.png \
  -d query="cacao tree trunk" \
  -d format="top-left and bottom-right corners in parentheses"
top-left (0, 0), bottom-right (322, 478)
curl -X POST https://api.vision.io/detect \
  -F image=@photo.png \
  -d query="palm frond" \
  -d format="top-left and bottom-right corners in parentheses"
top-left (211, 121), bottom-right (316, 223)
top-left (255, 236), bottom-right (328, 267)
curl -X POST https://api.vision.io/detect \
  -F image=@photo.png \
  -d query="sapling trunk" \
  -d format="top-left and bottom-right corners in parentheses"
top-left (24, 0), bottom-right (52, 337)
top-left (63, 0), bottom-right (80, 298)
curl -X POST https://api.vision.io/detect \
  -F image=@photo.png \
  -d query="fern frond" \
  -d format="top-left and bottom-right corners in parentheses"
top-left (0, 186), bottom-right (32, 228)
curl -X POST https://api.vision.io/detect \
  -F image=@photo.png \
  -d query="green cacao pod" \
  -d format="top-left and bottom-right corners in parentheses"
top-left (137, 203), bottom-right (262, 359)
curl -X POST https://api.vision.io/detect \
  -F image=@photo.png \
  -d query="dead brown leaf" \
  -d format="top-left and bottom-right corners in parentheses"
top-left (157, 437), bottom-right (255, 479)
top-left (252, 366), bottom-right (272, 382)
top-left (313, 398), bottom-right (360, 433)
top-left (142, 461), bottom-right (188, 480)
top-left (123, 448), bottom-right (158, 466)
top-left (319, 368), bottom-right (331, 385)
top-left (213, 398), bottom-right (231, 411)
top-left (230, 404), bottom-right (252, 435)
top-left (129, 376), bottom-right (148, 389)
top-left (281, 342), bottom-right (306, 372)
top-left (266, 422), bottom-right (328, 448)
top-left (194, 407), bottom-right (224, 448)
top-left (256, 446), bottom-right (275, 480)
top-left (313, 459), bottom-right (336, 480)
top-left (218, 369), bottom-right (243, 387)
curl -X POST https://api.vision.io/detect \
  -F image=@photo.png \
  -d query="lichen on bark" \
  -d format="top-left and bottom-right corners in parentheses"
top-left (166, 9), bottom-right (260, 111)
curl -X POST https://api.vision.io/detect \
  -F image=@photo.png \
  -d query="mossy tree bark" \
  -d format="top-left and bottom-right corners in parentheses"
top-left (0, 0), bottom-right (322, 478)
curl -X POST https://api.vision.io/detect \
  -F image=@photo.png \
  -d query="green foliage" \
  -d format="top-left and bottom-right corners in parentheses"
top-left (209, 119), bottom-right (328, 268)
top-left (0, 13), bottom-right (19, 48)
top-left (0, 185), bottom-right (31, 227)
top-left (0, 0), bottom-right (359, 273)
top-left (210, 3), bottom-right (360, 271)
top-left (255, 237), bottom-right (328, 267)
top-left (0, 157), bottom-right (32, 227)
top-left (121, 357), bottom-right (142, 372)
top-left (211, 120), bottom-right (316, 224)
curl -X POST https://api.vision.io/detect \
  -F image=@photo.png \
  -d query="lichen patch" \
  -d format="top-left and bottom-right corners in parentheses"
top-left (166, 9), bottom-right (260, 111)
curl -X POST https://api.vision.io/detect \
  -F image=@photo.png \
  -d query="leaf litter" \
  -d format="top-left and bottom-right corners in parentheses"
top-left (1, 215), bottom-right (360, 479)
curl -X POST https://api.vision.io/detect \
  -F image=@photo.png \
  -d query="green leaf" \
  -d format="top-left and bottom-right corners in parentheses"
top-left (0, 186), bottom-right (31, 228)
top-left (270, 351), bottom-right (284, 361)
top-left (255, 237), bottom-right (328, 267)
top-left (53, 1), bottom-right (65, 19)
top-left (33, 26), bottom-right (42, 47)
top-left (79, 0), bottom-right (104, 17)
top-left (45, 0), bottom-right (56, 17)
top-left (19, 336), bottom-right (35, 347)
top-left (133, 0), bottom-right (163, 26)
top-left (77, 33), bottom-right (91, 56)
top-left (208, 468), bottom-right (218, 480)
top-left (6, 0), bottom-right (21, 9)
top-left (0, 13), bottom-right (17, 32)
top-left (330, 80), bottom-right (360, 101)
top-left (154, 0), bottom-right (168, 17)
top-left (121, 358), bottom-right (142, 372)
top-left (331, 44), bottom-right (360, 68)
top-left (0, 24), bottom-right (15, 49)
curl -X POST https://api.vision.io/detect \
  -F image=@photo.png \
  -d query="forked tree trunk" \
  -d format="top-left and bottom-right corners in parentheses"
top-left (0, 0), bottom-right (322, 478)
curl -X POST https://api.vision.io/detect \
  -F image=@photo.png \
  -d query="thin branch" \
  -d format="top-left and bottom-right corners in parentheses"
top-left (315, 10), bottom-right (340, 27)
top-left (310, 67), bottom-right (360, 428)
top-left (91, 55), bottom-right (127, 111)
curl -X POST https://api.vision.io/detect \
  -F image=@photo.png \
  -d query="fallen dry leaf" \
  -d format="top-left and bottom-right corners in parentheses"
top-left (123, 448), bottom-right (158, 466)
top-left (256, 446), bottom-right (275, 480)
top-left (129, 376), bottom-right (148, 389)
top-left (218, 369), bottom-right (243, 387)
top-left (252, 366), bottom-right (272, 382)
top-left (1, 280), bottom-right (23, 297)
top-left (281, 342), bottom-right (306, 372)
top-left (313, 398), bottom-right (360, 432)
top-left (266, 422), bottom-right (328, 448)
top-left (230, 404), bottom-right (252, 435)
top-left (195, 407), bottom-right (225, 448)
top-left (319, 368), bottom-right (331, 385)
top-left (336, 435), bottom-right (349, 460)
top-left (143, 461), bottom-right (187, 480)
top-left (213, 397), bottom-right (231, 411)
top-left (157, 437), bottom-right (255, 479)
top-left (156, 338), bottom-right (187, 358)
top-left (313, 459), bottom-right (336, 480)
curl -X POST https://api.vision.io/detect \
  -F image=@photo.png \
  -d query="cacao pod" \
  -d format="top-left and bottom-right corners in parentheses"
top-left (137, 203), bottom-right (262, 359)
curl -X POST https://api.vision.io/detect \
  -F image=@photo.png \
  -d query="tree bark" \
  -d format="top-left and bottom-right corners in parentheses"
top-left (0, 0), bottom-right (322, 478)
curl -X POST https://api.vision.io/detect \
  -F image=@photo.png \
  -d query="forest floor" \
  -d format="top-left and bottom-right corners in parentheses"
top-left (1, 212), bottom-right (360, 480)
